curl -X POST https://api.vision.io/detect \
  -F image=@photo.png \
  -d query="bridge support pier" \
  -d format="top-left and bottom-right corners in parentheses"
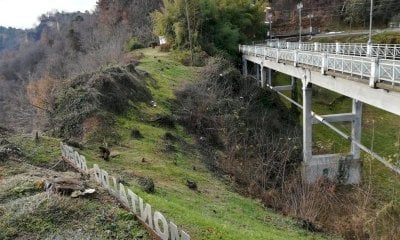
top-left (256, 64), bottom-right (260, 82)
top-left (242, 58), bottom-right (248, 76)
top-left (302, 83), bottom-right (362, 184)
top-left (261, 66), bottom-right (267, 88)
top-left (302, 83), bottom-right (313, 162)
top-left (268, 68), bottom-right (272, 86)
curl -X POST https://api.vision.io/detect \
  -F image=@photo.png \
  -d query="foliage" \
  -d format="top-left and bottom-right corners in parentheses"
top-left (152, 0), bottom-right (267, 57)
top-left (96, 0), bottom-right (161, 43)
top-left (343, 0), bottom-right (400, 26)
top-left (176, 57), bottom-right (301, 190)
top-left (50, 66), bottom-right (151, 140)
top-left (125, 37), bottom-right (145, 52)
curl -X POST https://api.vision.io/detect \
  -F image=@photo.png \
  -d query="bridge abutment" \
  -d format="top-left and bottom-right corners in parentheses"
top-left (242, 57), bottom-right (248, 76)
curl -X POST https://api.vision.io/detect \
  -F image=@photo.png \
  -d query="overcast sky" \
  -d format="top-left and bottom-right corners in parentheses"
top-left (0, 0), bottom-right (97, 29)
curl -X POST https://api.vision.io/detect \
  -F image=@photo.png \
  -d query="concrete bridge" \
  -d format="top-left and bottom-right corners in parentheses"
top-left (239, 41), bottom-right (400, 184)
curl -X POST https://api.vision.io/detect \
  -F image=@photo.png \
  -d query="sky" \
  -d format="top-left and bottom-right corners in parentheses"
top-left (0, 0), bottom-right (97, 29)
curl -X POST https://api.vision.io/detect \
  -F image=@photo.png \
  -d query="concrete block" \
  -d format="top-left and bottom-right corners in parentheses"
top-left (302, 154), bottom-right (361, 184)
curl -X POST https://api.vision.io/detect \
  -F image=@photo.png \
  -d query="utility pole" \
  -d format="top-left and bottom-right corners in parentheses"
top-left (297, 2), bottom-right (303, 44)
top-left (307, 13), bottom-right (314, 34)
top-left (184, 0), bottom-right (194, 65)
top-left (265, 6), bottom-right (272, 40)
top-left (269, 12), bottom-right (273, 40)
top-left (368, 0), bottom-right (373, 45)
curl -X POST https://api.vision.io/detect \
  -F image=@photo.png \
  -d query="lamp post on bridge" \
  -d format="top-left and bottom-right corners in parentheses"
top-left (367, 0), bottom-right (373, 56)
top-left (307, 13), bottom-right (314, 34)
top-left (265, 6), bottom-right (272, 41)
top-left (297, 2), bottom-right (303, 44)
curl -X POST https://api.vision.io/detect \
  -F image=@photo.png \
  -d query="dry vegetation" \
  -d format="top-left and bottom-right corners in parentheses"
top-left (176, 56), bottom-right (400, 239)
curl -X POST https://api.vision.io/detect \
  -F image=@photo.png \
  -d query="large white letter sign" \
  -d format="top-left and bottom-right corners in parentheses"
top-left (127, 189), bottom-right (139, 213)
top-left (153, 211), bottom-right (169, 240)
top-left (139, 197), bottom-right (154, 229)
top-left (170, 222), bottom-right (191, 240)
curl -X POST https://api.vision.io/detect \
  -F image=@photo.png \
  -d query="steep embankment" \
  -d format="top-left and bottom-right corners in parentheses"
top-left (0, 129), bottom-right (151, 240)
top-left (1, 48), bottom-right (337, 239)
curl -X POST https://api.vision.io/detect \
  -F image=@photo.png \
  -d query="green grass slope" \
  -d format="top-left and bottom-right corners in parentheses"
top-left (5, 48), bottom-right (338, 239)
top-left (78, 48), bottom-right (335, 239)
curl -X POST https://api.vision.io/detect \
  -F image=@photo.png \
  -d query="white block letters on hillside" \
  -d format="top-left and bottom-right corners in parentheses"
top-left (60, 143), bottom-right (190, 240)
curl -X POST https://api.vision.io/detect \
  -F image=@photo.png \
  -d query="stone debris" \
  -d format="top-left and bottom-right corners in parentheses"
top-left (186, 180), bottom-right (198, 190)
top-left (45, 177), bottom-right (95, 198)
top-left (137, 177), bottom-right (155, 193)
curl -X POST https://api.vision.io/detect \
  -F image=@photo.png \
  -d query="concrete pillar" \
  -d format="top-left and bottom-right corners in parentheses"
top-left (302, 83), bottom-right (313, 162)
top-left (268, 68), bottom-right (273, 86)
top-left (351, 99), bottom-right (363, 159)
top-left (256, 64), bottom-right (260, 81)
top-left (242, 57), bottom-right (248, 76)
top-left (369, 58), bottom-right (379, 88)
top-left (261, 67), bottom-right (267, 88)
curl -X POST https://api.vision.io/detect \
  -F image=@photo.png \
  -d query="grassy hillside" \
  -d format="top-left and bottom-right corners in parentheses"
top-left (1, 135), bottom-right (151, 240)
top-left (2, 48), bottom-right (337, 239)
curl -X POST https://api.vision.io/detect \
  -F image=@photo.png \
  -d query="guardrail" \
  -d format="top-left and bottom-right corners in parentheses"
top-left (257, 41), bottom-right (400, 60)
top-left (239, 45), bottom-right (400, 86)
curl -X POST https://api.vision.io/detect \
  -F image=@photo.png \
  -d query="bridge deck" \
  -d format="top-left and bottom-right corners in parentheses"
top-left (241, 48), bottom-right (400, 116)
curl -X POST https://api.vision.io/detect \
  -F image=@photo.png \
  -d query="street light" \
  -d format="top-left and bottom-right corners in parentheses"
top-left (268, 13), bottom-right (273, 40)
top-left (265, 7), bottom-right (272, 40)
top-left (307, 13), bottom-right (314, 34)
top-left (368, 0), bottom-right (373, 45)
top-left (297, 2), bottom-right (303, 44)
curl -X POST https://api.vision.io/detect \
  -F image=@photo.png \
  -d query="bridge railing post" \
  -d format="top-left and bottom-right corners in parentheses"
top-left (321, 53), bottom-right (328, 74)
top-left (276, 48), bottom-right (280, 62)
top-left (314, 42), bottom-right (320, 52)
top-left (263, 47), bottom-right (266, 59)
top-left (369, 58), bottom-right (379, 88)
top-left (367, 43), bottom-right (372, 57)
top-left (335, 42), bottom-right (341, 54)
top-left (294, 50), bottom-right (298, 66)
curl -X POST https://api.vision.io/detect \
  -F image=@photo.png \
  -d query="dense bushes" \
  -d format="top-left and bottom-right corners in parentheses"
top-left (125, 38), bottom-right (145, 52)
top-left (50, 66), bottom-right (152, 140)
top-left (176, 57), bottom-right (301, 190)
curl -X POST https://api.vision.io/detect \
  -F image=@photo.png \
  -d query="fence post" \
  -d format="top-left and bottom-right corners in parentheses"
top-left (276, 48), bottom-right (280, 62)
top-left (367, 43), bottom-right (372, 57)
top-left (321, 53), bottom-right (328, 74)
top-left (369, 58), bottom-right (379, 88)
top-left (314, 42), bottom-right (320, 52)
top-left (294, 50), bottom-right (298, 67)
top-left (335, 42), bottom-right (340, 54)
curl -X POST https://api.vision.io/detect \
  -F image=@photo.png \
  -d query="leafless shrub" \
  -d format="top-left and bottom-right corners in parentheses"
top-left (176, 56), bottom-right (300, 190)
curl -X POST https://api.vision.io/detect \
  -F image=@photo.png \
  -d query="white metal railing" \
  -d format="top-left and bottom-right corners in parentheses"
top-left (239, 44), bottom-right (400, 86)
top-left (255, 41), bottom-right (400, 60)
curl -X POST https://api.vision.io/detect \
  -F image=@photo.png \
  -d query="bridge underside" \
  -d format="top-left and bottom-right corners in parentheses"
top-left (242, 54), bottom-right (400, 184)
